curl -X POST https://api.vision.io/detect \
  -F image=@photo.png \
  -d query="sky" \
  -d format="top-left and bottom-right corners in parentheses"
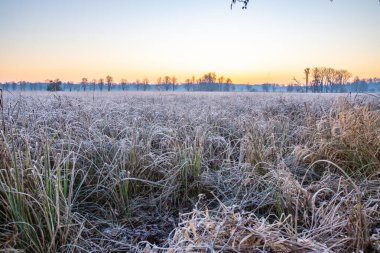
top-left (0, 0), bottom-right (379, 84)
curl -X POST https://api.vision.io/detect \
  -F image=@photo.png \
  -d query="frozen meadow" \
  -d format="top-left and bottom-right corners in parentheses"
top-left (0, 91), bottom-right (379, 252)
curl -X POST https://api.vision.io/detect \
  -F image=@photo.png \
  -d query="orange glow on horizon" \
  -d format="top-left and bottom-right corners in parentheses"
top-left (0, 1), bottom-right (379, 85)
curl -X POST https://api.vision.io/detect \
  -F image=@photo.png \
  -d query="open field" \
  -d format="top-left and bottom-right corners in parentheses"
top-left (0, 92), bottom-right (379, 252)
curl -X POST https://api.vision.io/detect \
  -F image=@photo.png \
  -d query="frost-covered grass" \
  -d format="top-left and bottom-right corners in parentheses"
top-left (0, 91), bottom-right (379, 252)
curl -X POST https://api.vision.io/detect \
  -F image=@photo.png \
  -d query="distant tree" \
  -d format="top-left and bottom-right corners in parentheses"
top-left (142, 78), bottom-right (149, 91)
top-left (106, 75), bottom-right (113, 91)
top-left (304, 68), bottom-right (310, 93)
top-left (47, 79), bottom-right (62, 92)
top-left (19, 81), bottom-right (28, 91)
top-left (324, 68), bottom-right (335, 92)
top-left (286, 84), bottom-right (295, 92)
top-left (3, 82), bottom-right (10, 91)
top-left (271, 83), bottom-right (279, 92)
top-left (203, 72), bottom-right (217, 84)
top-left (81, 77), bottom-right (88, 91)
top-left (340, 70), bottom-right (352, 85)
top-left (194, 78), bottom-right (202, 91)
top-left (311, 67), bottom-right (321, 93)
top-left (224, 78), bottom-right (233, 91)
top-left (66, 81), bottom-right (74, 92)
top-left (351, 76), bottom-right (368, 93)
top-left (198, 72), bottom-right (217, 91)
top-left (184, 78), bottom-right (192, 91)
top-left (121, 79), bottom-right (128, 91)
top-left (91, 79), bottom-right (97, 91)
top-left (98, 78), bottom-right (105, 91)
top-left (246, 84), bottom-right (255, 92)
top-left (163, 76), bottom-right (171, 91)
top-left (29, 82), bottom-right (35, 91)
top-left (287, 77), bottom-right (300, 92)
top-left (11, 82), bottom-right (17, 91)
top-left (135, 79), bottom-right (141, 90)
top-left (157, 77), bottom-right (162, 91)
top-left (352, 76), bottom-right (360, 92)
top-left (302, 67), bottom-right (352, 93)
top-left (335, 70), bottom-right (352, 92)
top-left (171, 76), bottom-right (177, 91)
top-left (262, 83), bottom-right (271, 92)
top-left (218, 76), bottom-right (225, 92)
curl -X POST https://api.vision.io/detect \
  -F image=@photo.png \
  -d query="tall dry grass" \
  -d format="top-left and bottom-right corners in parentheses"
top-left (0, 92), bottom-right (379, 252)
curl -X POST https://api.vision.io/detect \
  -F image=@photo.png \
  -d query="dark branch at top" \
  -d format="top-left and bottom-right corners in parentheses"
top-left (231, 0), bottom-right (379, 9)
top-left (231, 0), bottom-right (249, 9)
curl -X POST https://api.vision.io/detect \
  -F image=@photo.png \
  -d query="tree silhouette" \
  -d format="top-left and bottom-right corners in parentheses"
top-left (106, 75), bottom-right (113, 91)
top-left (135, 79), bottom-right (141, 90)
top-left (157, 77), bottom-right (162, 91)
top-left (121, 79), bottom-right (128, 91)
top-left (143, 78), bottom-right (149, 91)
top-left (98, 78), bottom-right (105, 91)
top-left (184, 78), bottom-right (192, 91)
top-left (91, 79), bottom-right (97, 91)
top-left (304, 68), bottom-right (310, 93)
top-left (171, 77), bottom-right (177, 91)
top-left (47, 79), bottom-right (62, 92)
top-left (218, 76), bottom-right (225, 92)
top-left (163, 76), bottom-right (171, 91)
top-left (307, 67), bottom-right (352, 93)
top-left (81, 77), bottom-right (88, 91)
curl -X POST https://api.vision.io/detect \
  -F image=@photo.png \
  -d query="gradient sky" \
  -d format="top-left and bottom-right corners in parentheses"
top-left (0, 0), bottom-right (379, 84)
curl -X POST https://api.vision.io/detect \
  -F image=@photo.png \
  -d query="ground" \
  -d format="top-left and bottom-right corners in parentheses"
top-left (0, 92), bottom-right (379, 252)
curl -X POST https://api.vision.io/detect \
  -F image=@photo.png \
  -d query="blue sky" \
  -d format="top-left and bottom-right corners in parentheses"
top-left (0, 0), bottom-right (379, 83)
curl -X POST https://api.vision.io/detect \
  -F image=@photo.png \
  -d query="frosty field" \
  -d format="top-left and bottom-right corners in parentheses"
top-left (0, 92), bottom-right (379, 252)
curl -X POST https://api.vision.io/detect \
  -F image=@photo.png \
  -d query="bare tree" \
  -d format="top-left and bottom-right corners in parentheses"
top-left (306, 67), bottom-right (352, 93)
top-left (338, 70), bottom-right (352, 92)
top-left (121, 79), bottom-right (128, 91)
top-left (157, 77), bottom-right (162, 91)
top-left (81, 77), bottom-right (88, 91)
top-left (203, 72), bottom-right (217, 84)
top-left (98, 78), bottom-right (105, 91)
top-left (311, 67), bottom-right (321, 93)
top-left (184, 78), bottom-right (192, 91)
top-left (18, 81), bottom-right (27, 91)
top-left (47, 79), bottom-right (62, 92)
top-left (304, 68), bottom-right (310, 93)
top-left (106, 75), bottom-right (113, 91)
top-left (163, 76), bottom-right (171, 91)
top-left (135, 79), bottom-right (141, 90)
top-left (340, 70), bottom-right (352, 85)
top-left (91, 79), bottom-right (97, 91)
top-left (142, 78), bottom-right (149, 91)
top-left (351, 76), bottom-right (368, 93)
top-left (324, 68), bottom-right (335, 92)
top-left (67, 81), bottom-right (74, 92)
top-left (225, 78), bottom-right (233, 91)
top-left (171, 77), bottom-right (177, 91)
top-left (200, 72), bottom-right (217, 91)
top-left (218, 76), bottom-right (225, 92)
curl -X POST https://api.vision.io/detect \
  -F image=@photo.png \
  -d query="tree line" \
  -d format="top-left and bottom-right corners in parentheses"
top-left (1, 69), bottom-right (379, 93)
top-left (287, 67), bottom-right (376, 93)
top-left (0, 73), bottom-right (235, 92)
